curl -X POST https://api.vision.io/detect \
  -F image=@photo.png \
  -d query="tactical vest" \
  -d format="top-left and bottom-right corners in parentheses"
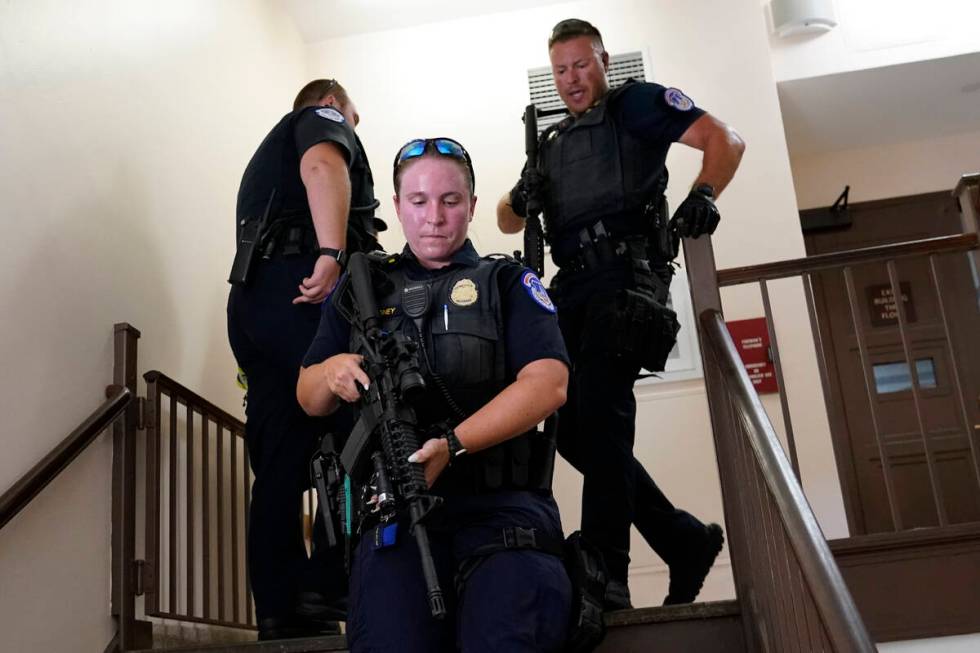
top-left (539, 80), bottom-right (667, 258)
top-left (363, 254), bottom-right (555, 494)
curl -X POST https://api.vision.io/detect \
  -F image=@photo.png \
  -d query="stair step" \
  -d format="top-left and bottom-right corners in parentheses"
top-left (132, 634), bottom-right (347, 653)
top-left (598, 600), bottom-right (745, 653)
top-left (134, 600), bottom-right (743, 653)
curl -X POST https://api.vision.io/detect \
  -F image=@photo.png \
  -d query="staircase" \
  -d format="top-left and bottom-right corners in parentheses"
top-left (131, 600), bottom-right (745, 653)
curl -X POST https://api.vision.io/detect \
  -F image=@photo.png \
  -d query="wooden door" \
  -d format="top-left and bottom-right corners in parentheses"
top-left (803, 192), bottom-right (980, 534)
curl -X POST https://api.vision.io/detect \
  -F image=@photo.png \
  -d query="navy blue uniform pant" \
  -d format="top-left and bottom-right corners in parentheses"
top-left (554, 287), bottom-right (705, 584)
top-left (227, 255), bottom-right (347, 621)
top-left (347, 495), bottom-right (571, 653)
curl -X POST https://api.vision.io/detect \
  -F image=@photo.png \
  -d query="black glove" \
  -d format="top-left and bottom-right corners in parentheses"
top-left (670, 184), bottom-right (720, 239)
top-left (509, 167), bottom-right (547, 218)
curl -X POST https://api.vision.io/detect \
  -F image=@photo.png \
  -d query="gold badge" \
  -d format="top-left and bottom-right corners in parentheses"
top-left (450, 278), bottom-right (478, 306)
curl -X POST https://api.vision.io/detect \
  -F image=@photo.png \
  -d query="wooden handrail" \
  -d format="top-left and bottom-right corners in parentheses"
top-left (0, 385), bottom-right (132, 530)
top-left (717, 232), bottom-right (978, 287)
top-left (700, 308), bottom-right (876, 652)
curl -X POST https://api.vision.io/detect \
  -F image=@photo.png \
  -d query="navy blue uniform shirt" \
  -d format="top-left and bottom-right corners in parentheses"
top-left (303, 240), bottom-right (569, 374)
top-left (616, 81), bottom-right (705, 147)
top-left (236, 105), bottom-right (375, 229)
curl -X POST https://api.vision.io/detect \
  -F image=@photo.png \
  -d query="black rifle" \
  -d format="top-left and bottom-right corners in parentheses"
top-left (522, 104), bottom-right (546, 278)
top-left (336, 252), bottom-right (447, 619)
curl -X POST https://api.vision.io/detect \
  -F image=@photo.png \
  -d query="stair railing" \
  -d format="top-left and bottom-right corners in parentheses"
top-left (0, 385), bottom-right (131, 530)
top-left (685, 236), bottom-right (877, 652)
top-left (141, 370), bottom-right (254, 630)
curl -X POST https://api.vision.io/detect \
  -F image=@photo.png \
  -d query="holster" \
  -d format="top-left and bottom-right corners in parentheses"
top-left (645, 193), bottom-right (679, 263)
top-left (563, 531), bottom-right (608, 653)
top-left (584, 288), bottom-right (680, 373)
top-left (228, 189), bottom-right (277, 286)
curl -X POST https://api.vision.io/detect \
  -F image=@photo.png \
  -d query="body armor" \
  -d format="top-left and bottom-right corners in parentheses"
top-left (539, 80), bottom-right (670, 262)
top-left (361, 253), bottom-right (555, 494)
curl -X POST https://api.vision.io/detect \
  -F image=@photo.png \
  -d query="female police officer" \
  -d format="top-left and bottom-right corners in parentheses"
top-left (297, 138), bottom-right (572, 652)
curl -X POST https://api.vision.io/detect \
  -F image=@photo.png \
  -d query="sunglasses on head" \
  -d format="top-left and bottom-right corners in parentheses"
top-left (393, 138), bottom-right (475, 189)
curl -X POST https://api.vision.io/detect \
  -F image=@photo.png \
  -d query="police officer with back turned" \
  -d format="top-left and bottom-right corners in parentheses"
top-left (497, 19), bottom-right (745, 609)
top-left (227, 79), bottom-right (383, 640)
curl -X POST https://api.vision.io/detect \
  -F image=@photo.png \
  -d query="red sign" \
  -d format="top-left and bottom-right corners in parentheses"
top-left (726, 317), bottom-right (778, 394)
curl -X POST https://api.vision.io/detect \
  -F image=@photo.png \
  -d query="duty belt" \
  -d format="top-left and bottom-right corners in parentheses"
top-left (557, 220), bottom-right (670, 301)
top-left (261, 218), bottom-right (318, 258)
top-left (560, 221), bottom-right (647, 274)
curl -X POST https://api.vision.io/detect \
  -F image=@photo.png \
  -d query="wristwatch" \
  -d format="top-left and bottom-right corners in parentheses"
top-left (318, 247), bottom-right (347, 268)
top-left (693, 183), bottom-right (715, 199)
top-left (443, 429), bottom-right (467, 464)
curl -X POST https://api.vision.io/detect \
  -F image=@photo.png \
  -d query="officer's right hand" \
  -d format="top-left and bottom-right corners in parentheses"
top-left (294, 255), bottom-right (342, 304)
top-left (320, 353), bottom-right (368, 403)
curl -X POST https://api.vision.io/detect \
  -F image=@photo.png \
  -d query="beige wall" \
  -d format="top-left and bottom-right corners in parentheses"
top-left (791, 129), bottom-right (980, 209)
top-left (306, 0), bottom-right (844, 605)
top-left (0, 1), bottom-right (306, 650)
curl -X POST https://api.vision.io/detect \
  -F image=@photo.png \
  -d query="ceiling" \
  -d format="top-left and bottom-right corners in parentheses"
top-left (777, 51), bottom-right (980, 158)
top-left (275, 2), bottom-right (980, 161)
top-left (275, 0), bottom-right (570, 42)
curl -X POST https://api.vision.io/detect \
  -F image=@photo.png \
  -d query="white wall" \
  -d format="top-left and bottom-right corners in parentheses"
top-left (305, 0), bottom-right (844, 606)
top-left (0, 1), bottom-right (306, 650)
top-left (791, 128), bottom-right (980, 209)
top-left (768, 0), bottom-right (980, 82)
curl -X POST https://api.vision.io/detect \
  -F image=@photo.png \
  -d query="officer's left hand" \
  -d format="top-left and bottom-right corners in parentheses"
top-left (407, 438), bottom-right (450, 488)
top-left (670, 186), bottom-right (721, 239)
top-left (294, 255), bottom-right (342, 304)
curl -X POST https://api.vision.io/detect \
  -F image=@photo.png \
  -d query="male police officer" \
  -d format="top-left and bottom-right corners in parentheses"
top-left (227, 79), bottom-right (382, 639)
top-left (497, 19), bottom-right (745, 608)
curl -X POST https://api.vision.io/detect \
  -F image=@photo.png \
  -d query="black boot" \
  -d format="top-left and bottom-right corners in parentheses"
top-left (663, 523), bottom-right (724, 605)
top-left (603, 580), bottom-right (633, 611)
top-left (257, 614), bottom-right (341, 641)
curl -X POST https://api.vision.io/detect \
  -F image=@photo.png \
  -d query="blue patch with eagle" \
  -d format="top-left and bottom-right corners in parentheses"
top-left (522, 271), bottom-right (556, 313)
top-left (664, 87), bottom-right (694, 112)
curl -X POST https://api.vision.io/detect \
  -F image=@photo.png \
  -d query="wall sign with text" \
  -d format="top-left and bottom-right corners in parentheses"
top-left (866, 282), bottom-right (916, 327)
top-left (726, 317), bottom-right (778, 394)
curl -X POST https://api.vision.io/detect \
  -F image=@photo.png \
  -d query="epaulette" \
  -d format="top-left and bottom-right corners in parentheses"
top-left (482, 252), bottom-right (520, 265)
top-left (607, 78), bottom-right (640, 106)
top-left (540, 120), bottom-right (567, 143)
top-left (365, 249), bottom-right (400, 268)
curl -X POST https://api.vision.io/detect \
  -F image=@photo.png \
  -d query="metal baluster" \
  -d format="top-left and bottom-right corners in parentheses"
top-left (929, 254), bottom-right (980, 494)
top-left (886, 260), bottom-right (947, 525)
top-left (761, 279), bottom-right (801, 482)
top-left (843, 266), bottom-right (904, 530)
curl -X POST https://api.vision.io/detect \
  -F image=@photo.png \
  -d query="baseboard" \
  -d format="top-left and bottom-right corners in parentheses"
top-left (830, 522), bottom-right (980, 642)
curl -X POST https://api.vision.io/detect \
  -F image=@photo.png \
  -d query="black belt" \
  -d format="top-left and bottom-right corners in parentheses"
top-left (261, 220), bottom-right (318, 258)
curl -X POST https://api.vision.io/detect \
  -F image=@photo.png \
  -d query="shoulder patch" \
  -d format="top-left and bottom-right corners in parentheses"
top-left (664, 87), bottom-right (694, 112)
top-left (315, 107), bottom-right (345, 123)
top-left (521, 271), bottom-right (556, 313)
